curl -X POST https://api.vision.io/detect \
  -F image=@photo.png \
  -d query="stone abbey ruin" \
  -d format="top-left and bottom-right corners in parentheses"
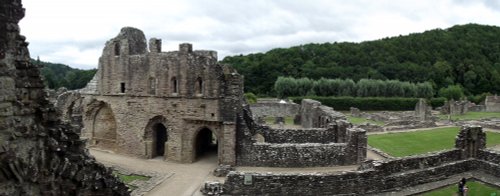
top-left (2, 0), bottom-right (500, 195)
top-left (56, 26), bottom-right (367, 168)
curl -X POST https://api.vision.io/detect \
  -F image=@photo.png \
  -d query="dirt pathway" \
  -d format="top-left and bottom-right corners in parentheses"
top-left (90, 149), bottom-right (222, 196)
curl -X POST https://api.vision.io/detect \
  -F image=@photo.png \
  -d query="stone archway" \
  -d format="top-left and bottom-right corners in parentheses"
top-left (144, 116), bottom-right (169, 158)
top-left (194, 127), bottom-right (218, 160)
top-left (92, 102), bottom-right (117, 150)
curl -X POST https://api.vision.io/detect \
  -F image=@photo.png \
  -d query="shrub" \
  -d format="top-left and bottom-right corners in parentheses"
top-left (438, 85), bottom-right (465, 100)
top-left (244, 92), bottom-right (257, 104)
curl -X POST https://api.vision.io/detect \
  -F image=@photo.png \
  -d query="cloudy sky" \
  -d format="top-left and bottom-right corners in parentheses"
top-left (19, 0), bottom-right (500, 70)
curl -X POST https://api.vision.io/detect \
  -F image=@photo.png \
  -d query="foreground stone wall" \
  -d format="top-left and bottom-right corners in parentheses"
top-left (235, 106), bottom-right (366, 167)
top-left (223, 125), bottom-right (499, 195)
top-left (0, 1), bottom-right (128, 194)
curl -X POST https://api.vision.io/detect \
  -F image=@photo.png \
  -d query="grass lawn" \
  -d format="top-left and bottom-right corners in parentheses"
top-left (264, 116), bottom-right (294, 125)
top-left (421, 180), bottom-right (500, 196)
top-left (114, 172), bottom-right (151, 190)
top-left (368, 127), bottom-right (500, 157)
top-left (438, 112), bottom-right (500, 121)
top-left (347, 116), bottom-right (385, 126)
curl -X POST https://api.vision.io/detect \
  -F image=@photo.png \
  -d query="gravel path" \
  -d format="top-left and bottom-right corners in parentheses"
top-left (90, 149), bottom-right (222, 196)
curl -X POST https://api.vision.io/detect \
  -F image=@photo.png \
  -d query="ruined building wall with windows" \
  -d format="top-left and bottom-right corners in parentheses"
top-left (77, 27), bottom-right (243, 165)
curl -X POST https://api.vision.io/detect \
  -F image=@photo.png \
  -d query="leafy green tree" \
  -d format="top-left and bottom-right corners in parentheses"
top-left (438, 85), bottom-right (465, 100)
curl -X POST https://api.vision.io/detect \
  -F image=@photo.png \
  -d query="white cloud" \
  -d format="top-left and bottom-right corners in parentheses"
top-left (18, 0), bottom-right (500, 69)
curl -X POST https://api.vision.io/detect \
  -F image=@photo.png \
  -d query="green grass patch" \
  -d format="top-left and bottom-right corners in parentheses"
top-left (438, 112), bottom-right (500, 121)
top-left (421, 180), bottom-right (500, 196)
top-left (116, 173), bottom-right (150, 184)
top-left (369, 127), bottom-right (500, 157)
top-left (113, 172), bottom-right (151, 191)
top-left (487, 131), bottom-right (500, 148)
top-left (347, 116), bottom-right (385, 126)
top-left (264, 116), bottom-right (294, 125)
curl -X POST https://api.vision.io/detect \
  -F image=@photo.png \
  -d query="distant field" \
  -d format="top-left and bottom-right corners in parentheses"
top-left (438, 111), bottom-right (500, 121)
top-left (421, 180), bottom-right (500, 196)
top-left (368, 127), bottom-right (500, 157)
top-left (347, 116), bottom-right (385, 126)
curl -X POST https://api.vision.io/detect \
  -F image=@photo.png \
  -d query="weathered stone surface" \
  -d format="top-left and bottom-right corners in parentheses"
top-left (441, 99), bottom-right (469, 115)
top-left (0, 0), bottom-right (129, 195)
top-left (213, 164), bottom-right (234, 177)
top-left (415, 98), bottom-right (431, 121)
top-left (300, 99), bottom-right (345, 128)
top-left (485, 95), bottom-right (500, 112)
top-left (249, 100), bottom-right (299, 120)
top-left (350, 107), bottom-right (360, 117)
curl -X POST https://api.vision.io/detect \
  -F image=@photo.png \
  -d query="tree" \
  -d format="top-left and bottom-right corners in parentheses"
top-left (438, 85), bottom-right (465, 100)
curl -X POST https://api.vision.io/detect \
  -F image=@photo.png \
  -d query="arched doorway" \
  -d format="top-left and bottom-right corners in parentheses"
top-left (144, 116), bottom-right (169, 159)
top-left (194, 128), bottom-right (218, 160)
top-left (153, 123), bottom-right (167, 157)
top-left (92, 103), bottom-right (117, 150)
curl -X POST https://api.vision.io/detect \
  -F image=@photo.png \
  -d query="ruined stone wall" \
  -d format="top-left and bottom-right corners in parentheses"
top-left (300, 99), bottom-right (345, 128)
top-left (249, 102), bottom-right (300, 119)
top-left (235, 106), bottom-right (366, 167)
top-left (258, 127), bottom-right (338, 144)
top-left (74, 27), bottom-right (243, 165)
top-left (485, 95), bottom-right (500, 112)
top-left (224, 153), bottom-right (472, 195)
top-left (0, 0), bottom-right (128, 194)
top-left (223, 125), bottom-right (499, 195)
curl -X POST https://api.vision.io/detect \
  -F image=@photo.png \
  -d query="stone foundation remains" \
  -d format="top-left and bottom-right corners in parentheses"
top-left (220, 125), bottom-right (500, 195)
top-left (236, 103), bottom-right (366, 167)
top-left (0, 1), bottom-right (128, 194)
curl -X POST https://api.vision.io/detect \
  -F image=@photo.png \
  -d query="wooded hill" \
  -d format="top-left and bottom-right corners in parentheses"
top-left (35, 59), bottom-right (96, 90)
top-left (222, 24), bottom-right (500, 96)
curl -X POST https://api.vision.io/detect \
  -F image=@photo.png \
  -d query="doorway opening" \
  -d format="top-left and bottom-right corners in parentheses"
top-left (153, 123), bottom-right (167, 157)
top-left (195, 128), bottom-right (218, 160)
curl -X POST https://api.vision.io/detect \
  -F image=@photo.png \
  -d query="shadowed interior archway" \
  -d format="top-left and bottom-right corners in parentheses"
top-left (194, 127), bottom-right (218, 160)
top-left (153, 123), bottom-right (167, 157)
top-left (144, 116), bottom-right (169, 158)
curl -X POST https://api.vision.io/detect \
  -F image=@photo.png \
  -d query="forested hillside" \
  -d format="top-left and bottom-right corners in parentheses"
top-left (35, 59), bottom-right (96, 90)
top-left (222, 24), bottom-right (500, 96)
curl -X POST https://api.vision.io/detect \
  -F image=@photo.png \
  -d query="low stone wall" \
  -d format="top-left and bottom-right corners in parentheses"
top-left (250, 102), bottom-right (300, 118)
top-left (248, 143), bottom-right (348, 167)
top-left (384, 120), bottom-right (437, 131)
top-left (479, 149), bottom-right (500, 164)
top-left (259, 128), bottom-right (338, 144)
top-left (365, 149), bottom-right (461, 174)
top-left (223, 160), bottom-right (476, 195)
